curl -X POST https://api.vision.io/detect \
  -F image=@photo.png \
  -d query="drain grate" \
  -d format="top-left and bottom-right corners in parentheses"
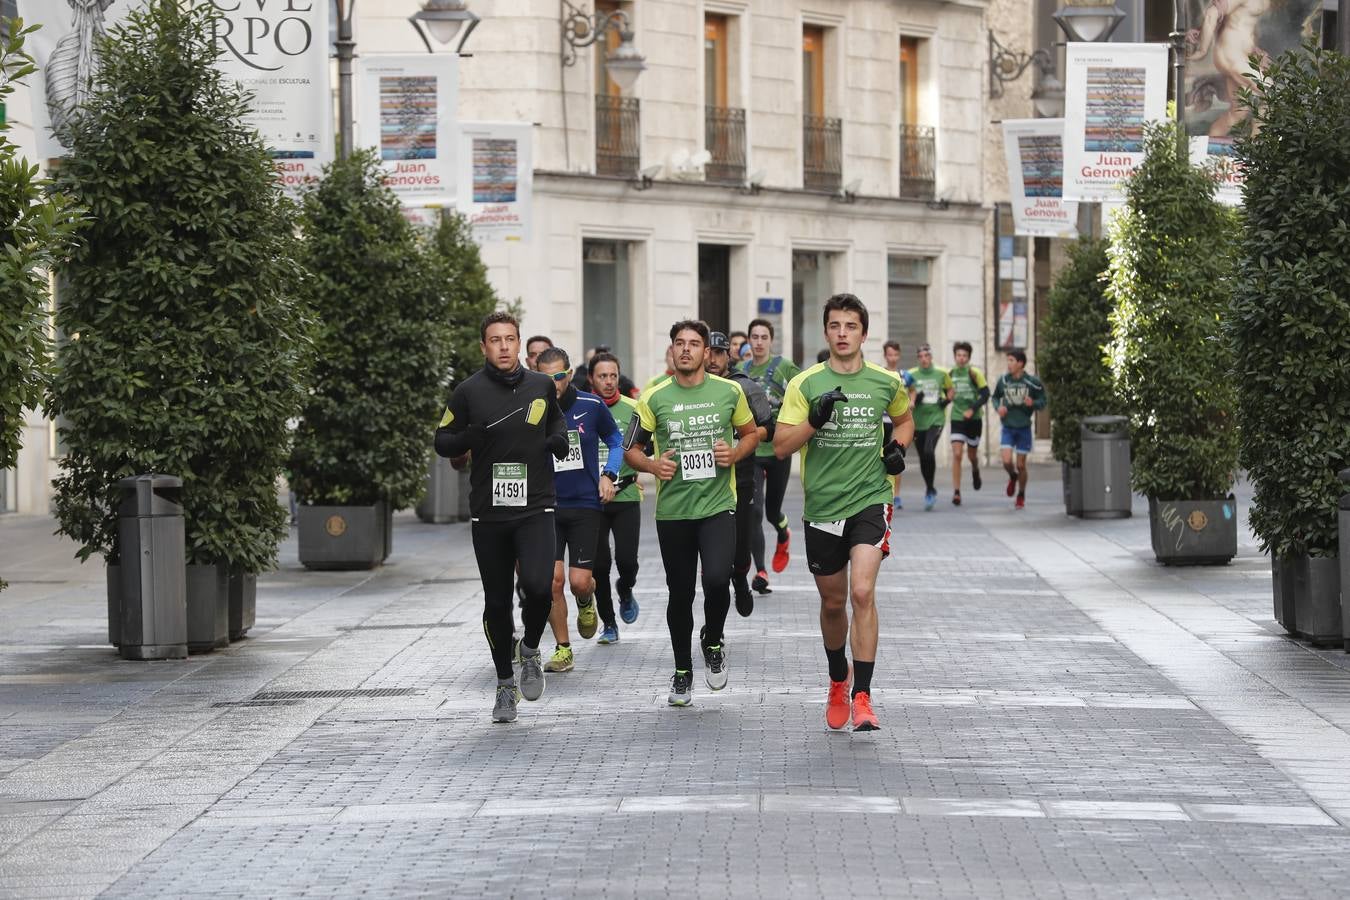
top-left (338, 622), bottom-right (464, 632)
top-left (419, 578), bottom-right (479, 585)
top-left (252, 688), bottom-right (421, 701)
top-left (212, 699), bottom-right (302, 709)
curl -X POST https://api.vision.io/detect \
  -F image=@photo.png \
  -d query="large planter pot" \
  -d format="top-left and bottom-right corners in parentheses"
top-left (416, 455), bottom-right (461, 524)
top-left (1147, 497), bottom-right (1237, 566)
top-left (1272, 555), bottom-right (1300, 636)
top-left (1062, 463), bottom-right (1083, 518)
top-left (186, 563), bottom-right (229, 653)
top-left (298, 503), bottom-right (388, 571)
top-left (228, 571), bottom-right (257, 641)
top-left (1294, 555), bottom-right (1342, 646)
top-left (107, 563), bottom-right (122, 647)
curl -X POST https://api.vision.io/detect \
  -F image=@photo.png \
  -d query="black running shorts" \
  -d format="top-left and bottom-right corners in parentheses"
top-left (803, 503), bottom-right (893, 577)
top-left (554, 507), bottom-right (602, 570)
top-left (950, 417), bottom-right (984, 446)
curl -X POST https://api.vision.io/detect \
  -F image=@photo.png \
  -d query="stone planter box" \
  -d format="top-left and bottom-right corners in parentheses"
top-left (299, 503), bottom-right (388, 571)
top-left (1147, 497), bottom-right (1237, 566)
top-left (186, 563), bottom-right (229, 653)
top-left (416, 456), bottom-right (461, 524)
top-left (1062, 463), bottom-right (1083, 518)
top-left (1272, 555), bottom-right (1300, 636)
top-left (228, 571), bottom-right (257, 641)
top-left (1294, 555), bottom-right (1342, 646)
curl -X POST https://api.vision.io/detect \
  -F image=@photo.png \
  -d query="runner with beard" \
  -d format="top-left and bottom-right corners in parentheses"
top-left (623, 321), bottom-right (758, 706)
top-left (588, 351), bottom-right (644, 642)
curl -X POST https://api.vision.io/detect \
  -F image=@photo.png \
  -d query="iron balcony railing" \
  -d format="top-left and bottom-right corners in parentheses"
top-left (899, 124), bottom-right (936, 200)
top-left (803, 114), bottom-right (842, 192)
top-left (705, 106), bottom-right (746, 185)
top-left (596, 95), bottom-right (641, 177)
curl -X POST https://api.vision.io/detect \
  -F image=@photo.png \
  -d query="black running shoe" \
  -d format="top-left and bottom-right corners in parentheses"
top-left (972, 466), bottom-right (982, 491)
top-left (734, 577), bottom-right (754, 618)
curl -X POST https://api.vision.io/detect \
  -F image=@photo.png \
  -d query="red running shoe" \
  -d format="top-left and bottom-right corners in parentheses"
top-left (826, 676), bottom-right (851, 731)
top-left (851, 691), bottom-right (880, 732)
top-left (1015, 494), bottom-right (1026, 510)
top-left (772, 529), bottom-right (791, 573)
top-left (1005, 475), bottom-right (1017, 497)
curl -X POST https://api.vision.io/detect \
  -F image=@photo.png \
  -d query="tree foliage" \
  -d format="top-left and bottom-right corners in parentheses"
top-left (1105, 120), bottom-right (1239, 501)
top-left (1229, 46), bottom-right (1350, 558)
top-left (287, 150), bottom-right (453, 509)
top-left (1039, 238), bottom-right (1119, 467)
top-left (427, 210), bottom-right (502, 390)
top-left (47, 0), bottom-right (309, 571)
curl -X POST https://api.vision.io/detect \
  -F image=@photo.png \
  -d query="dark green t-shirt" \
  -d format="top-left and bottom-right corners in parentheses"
top-left (950, 365), bottom-right (988, 422)
top-left (907, 365), bottom-right (954, 432)
top-left (741, 355), bottom-right (801, 458)
top-left (601, 394), bottom-right (642, 504)
top-left (992, 372), bottom-right (1047, 429)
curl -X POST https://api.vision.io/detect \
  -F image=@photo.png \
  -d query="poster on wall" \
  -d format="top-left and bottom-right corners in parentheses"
top-left (357, 54), bottom-right (459, 206)
top-left (19, 0), bottom-right (332, 189)
top-left (457, 121), bottom-right (533, 243)
top-left (1062, 42), bottom-right (1169, 202)
top-left (1002, 118), bottom-right (1078, 238)
top-left (1182, 0), bottom-right (1320, 206)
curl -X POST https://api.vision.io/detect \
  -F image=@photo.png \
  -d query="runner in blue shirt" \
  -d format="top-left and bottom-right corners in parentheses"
top-left (535, 348), bottom-right (621, 673)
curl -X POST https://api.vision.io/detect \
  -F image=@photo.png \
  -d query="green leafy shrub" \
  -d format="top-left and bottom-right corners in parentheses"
top-left (1229, 47), bottom-right (1350, 558)
top-left (427, 210), bottom-right (503, 389)
top-left (1039, 238), bottom-right (1118, 467)
top-left (287, 150), bottom-right (453, 509)
top-left (1105, 119), bottom-right (1239, 501)
top-left (47, 0), bottom-right (309, 571)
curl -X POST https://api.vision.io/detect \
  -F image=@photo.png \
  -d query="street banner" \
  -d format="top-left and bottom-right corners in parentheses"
top-left (19, 0), bottom-right (332, 190)
top-left (457, 121), bottom-right (533, 243)
top-left (1001, 118), bottom-right (1078, 238)
top-left (1062, 42), bottom-right (1169, 202)
top-left (357, 54), bottom-right (459, 207)
top-left (1182, 0), bottom-right (1320, 206)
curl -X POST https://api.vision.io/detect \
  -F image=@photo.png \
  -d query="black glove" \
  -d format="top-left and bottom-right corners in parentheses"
top-left (938, 395), bottom-right (951, 409)
top-left (545, 431), bottom-right (570, 460)
top-left (914, 390), bottom-right (925, 406)
top-left (611, 474), bottom-right (637, 493)
top-left (883, 440), bottom-right (907, 475)
top-left (808, 387), bottom-right (848, 430)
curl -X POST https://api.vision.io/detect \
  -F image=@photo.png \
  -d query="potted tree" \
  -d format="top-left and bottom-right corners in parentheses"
top-left (1229, 47), bottom-right (1350, 642)
top-left (288, 150), bottom-right (453, 567)
top-left (1040, 238), bottom-right (1117, 518)
top-left (47, 1), bottom-right (307, 650)
top-left (1105, 120), bottom-right (1240, 565)
top-left (0, 23), bottom-right (79, 594)
top-left (417, 210), bottom-right (503, 525)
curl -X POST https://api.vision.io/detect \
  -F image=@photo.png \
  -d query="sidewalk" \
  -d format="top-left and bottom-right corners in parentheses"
top-left (5, 464), bottom-right (1350, 898)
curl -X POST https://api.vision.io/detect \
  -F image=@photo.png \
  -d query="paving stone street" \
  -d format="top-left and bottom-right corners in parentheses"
top-left (6, 465), bottom-right (1350, 898)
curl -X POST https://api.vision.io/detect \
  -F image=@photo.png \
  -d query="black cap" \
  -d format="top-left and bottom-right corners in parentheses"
top-left (708, 331), bottom-right (730, 351)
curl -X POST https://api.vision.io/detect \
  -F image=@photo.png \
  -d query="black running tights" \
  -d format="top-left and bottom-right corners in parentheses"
top-left (916, 426), bottom-right (944, 493)
top-left (750, 454), bottom-right (792, 570)
top-left (471, 513), bottom-right (555, 679)
top-left (594, 501), bottom-right (641, 627)
top-left (656, 511), bottom-right (735, 670)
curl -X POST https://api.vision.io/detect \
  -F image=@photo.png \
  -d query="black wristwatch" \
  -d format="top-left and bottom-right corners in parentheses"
top-left (602, 471), bottom-right (618, 483)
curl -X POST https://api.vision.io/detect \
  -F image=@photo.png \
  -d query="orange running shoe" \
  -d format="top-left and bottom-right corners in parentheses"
top-left (772, 529), bottom-right (791, 573)
top-left (851, 691), bottom-right (880, 732)
top-left (826, 676), bottom-right (851, 730)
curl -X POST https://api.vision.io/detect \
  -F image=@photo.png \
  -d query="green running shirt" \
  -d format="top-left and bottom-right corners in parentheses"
top-left (950, 365), bottom-right (988, 422)
top-left (778, 361), bottom-right (910, 522)
top-left (634, 374), bottom-right (753, 521)
top-left (906, 365), bottom-right (954, 432)
top-left (601, 394), bottom-right (642, 504)
top-left (740, 356), bottom-right (801, 458)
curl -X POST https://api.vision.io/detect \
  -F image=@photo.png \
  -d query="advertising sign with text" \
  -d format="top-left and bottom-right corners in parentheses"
top-left (1002, 118), bottom-right (1078, 238)
top-left (357, 54), bottom-right (459, 206)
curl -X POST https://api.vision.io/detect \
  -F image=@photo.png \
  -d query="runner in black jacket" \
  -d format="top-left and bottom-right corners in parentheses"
top-left (435, 312), bottom-right (568, 724)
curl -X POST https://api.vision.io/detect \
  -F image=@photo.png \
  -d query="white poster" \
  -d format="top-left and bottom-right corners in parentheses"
top-left (19, 0), bottom-right (332, 189)
top-left (1189, 136), bottom-right (1243, 207)
top-left (457, 121), bottom-right (533, 243)
top-left (1002, 119), bottom-right (1078, 238)
top-left (358, 54), bottom-right (459, 206)
top-left (1062, 42), bottom-right (1169, 202)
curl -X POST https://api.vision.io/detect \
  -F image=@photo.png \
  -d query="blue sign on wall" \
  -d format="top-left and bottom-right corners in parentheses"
top-left (757, 297), bottom-right (784, 315)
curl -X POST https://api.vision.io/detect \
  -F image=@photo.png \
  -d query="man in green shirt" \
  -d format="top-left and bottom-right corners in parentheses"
top-left (588, 352), bottom-right (643, 643)
top-left (992, 349), bottom-right (1048, 509)
top-left (740, 318), bottom-right (801, 590)
top-left (948, 340), bottom-right (990, 506)
top-left (623, 320), bottom-right (758, 706)
top-left (907, 344), bottom-right (955, 511)
top-left (776, 294), bottom-right (913, 733)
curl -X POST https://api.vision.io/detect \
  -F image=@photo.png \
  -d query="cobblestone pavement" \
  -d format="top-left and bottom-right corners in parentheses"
top-left (6, 466), bottom-right (1350, 897)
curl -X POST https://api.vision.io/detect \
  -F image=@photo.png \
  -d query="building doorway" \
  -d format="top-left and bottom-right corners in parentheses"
top-left (698, 244), bottom-right (731, 336)
top-left (887, 255), bottom-right (930, 367)
top-left (791, 251), bottom-right (833, 365)
top-left (582, 239), bottom-right (632, 367)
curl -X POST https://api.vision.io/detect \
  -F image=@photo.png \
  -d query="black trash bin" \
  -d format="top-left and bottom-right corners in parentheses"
top-left (1081, 416), bottom-right (1132, 519)
top-left (116, 474), bottom-right (188, 660)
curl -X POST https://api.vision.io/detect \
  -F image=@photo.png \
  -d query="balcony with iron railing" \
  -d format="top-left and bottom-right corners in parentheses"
top-left (596, 95), bottom-right (640, 177)
top-left (803, 114), bottom-right (842, 192)
top-left (899, 124), bottom-right (936, 200)
top-left (704, 106), bottom-right (746, 185)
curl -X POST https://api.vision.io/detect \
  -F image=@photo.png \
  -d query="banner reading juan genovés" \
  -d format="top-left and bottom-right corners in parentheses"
top-left (1002, 118), bottom-right (1078, 238)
